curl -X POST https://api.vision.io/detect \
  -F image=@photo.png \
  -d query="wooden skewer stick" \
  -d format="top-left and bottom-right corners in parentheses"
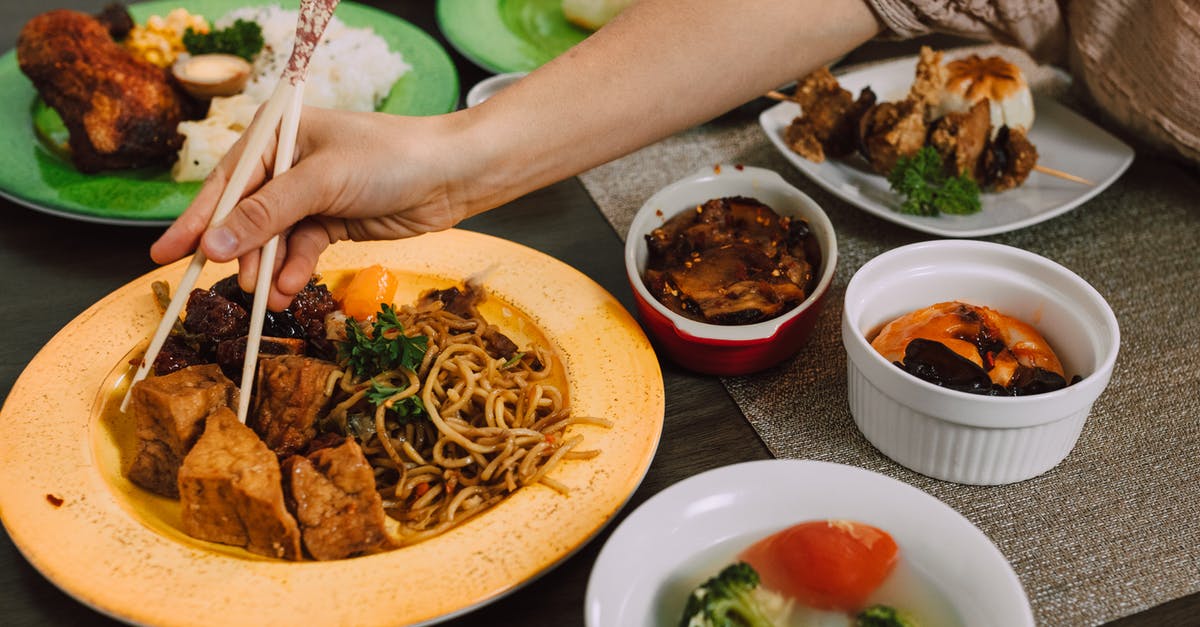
top-left (236, 82), bottom-right (305, 424)
top-left (765, 90), bottom-right (790, 102)
top-left (1034, 164), bottom-right (1094, 185)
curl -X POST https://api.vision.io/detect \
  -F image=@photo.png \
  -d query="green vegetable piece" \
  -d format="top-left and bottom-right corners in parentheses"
top-left (365, 381), bottom-right (427, 423)
top-left (887, 146), bottom-right (982, 217)
top-left (678, 562), bottom-right (789, 627)
top-left (501, 352), bottom-right (526, 369)
top-left (183, 19), bottom-right (264, 61)
top-left (934, 174), bottom-right (982, 215)
top-left (856, 604), bottom-right (920, 627)
top-left (337, 303), bottom-right (429, 378)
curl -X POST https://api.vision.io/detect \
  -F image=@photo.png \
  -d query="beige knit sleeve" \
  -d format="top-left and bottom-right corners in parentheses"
top-left (863, 0), bottom-right (1200, 164)
top-left (864, 0), bottom-right (1067, 62)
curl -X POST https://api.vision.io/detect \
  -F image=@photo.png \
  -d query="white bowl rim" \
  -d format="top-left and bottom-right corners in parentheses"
top-left (842, 239), bottom-right (1120, 428)
top-left (623, 165), bottom-right (838, 342)
top-left (584, 459), bottom-right (1034, 627)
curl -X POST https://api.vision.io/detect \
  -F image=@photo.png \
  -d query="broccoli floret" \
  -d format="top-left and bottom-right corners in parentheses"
top-left (856, 604), bottom-right (920, 627)
top-left (679, 562), bottom-right (791, 627)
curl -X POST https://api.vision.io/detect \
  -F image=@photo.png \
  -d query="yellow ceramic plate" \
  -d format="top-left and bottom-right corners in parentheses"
top-left (0, 231), bottom-right (664, 626)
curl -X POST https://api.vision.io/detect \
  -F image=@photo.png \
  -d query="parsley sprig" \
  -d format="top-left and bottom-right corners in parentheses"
top-left (365, 382), bottom-right (426, 422)
top-left (887, 147), bottom-right (982, 216)
top-left (337, 304), bottom-right (428, 378)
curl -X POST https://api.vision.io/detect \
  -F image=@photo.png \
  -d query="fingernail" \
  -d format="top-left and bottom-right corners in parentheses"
top-left (204, 227), bottom-right (238, 259)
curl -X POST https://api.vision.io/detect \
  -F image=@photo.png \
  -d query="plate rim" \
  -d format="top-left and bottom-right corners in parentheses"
top-left (0, 230), bottom-right (665, 626)
top-left (584, 458), bottom-right (1035, 627)
top-left (436, 0), bottom-right (589, 74)
top-left (0, 0), bottom-right (460, 226)
top-left (758, 54), bottom-right (1136, 238)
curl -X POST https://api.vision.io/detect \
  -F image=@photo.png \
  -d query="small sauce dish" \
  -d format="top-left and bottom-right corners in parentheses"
top-left (172, 53), bottom-right (253, 100)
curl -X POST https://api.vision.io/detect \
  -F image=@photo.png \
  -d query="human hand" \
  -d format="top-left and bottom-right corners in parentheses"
top-left (151, 106), bottom-right (478, 310)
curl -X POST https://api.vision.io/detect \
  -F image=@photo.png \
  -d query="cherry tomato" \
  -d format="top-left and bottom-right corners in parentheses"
top-left (339, 265), bottom-right (399, 320)
top-left (739, 519), bottom-right (898, 612)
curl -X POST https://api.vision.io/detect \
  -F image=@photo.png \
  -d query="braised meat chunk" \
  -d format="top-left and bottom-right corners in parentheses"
top-left (784, 68), bottom-right (876, 162)
top-left (16, 10), bottom-right (193, 172)
top-left (126, 364), bottom-right (237, 497)
top-left (178, 408), bottom-right (303, 560)
top-left (282, 438), bottom-right (393, 560)
top-left (418, 284), bottom-right (522, 360)
top-left (249, 355), bottom-right (339, 456)
top-left (216, 336), bottom-right (307, 380)
top-left (643, 197), bottom-right (819, 325)
top-left (183, 287), bottom-right (250, 341)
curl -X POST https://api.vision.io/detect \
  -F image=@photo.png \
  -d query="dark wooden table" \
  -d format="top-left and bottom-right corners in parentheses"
top-left (0, 2), bottom-right (1190, 625)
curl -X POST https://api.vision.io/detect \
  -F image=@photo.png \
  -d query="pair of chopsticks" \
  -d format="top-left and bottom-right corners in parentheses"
top-left (121, 0), bottom-right (341, 423)
top-left (763, 90), bottom-right (1094, 186)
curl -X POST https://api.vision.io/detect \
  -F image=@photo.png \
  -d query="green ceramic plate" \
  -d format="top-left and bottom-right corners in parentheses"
top-left (0, 0), bottom-right (459, 226)
top-left (437, 0), bottom-right (590, 74)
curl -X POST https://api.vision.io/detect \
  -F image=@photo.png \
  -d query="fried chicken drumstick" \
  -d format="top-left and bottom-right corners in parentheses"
top-left (17, 9), bottom-right (193, 173)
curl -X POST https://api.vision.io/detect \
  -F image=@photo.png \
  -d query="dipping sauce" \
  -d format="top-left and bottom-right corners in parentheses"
top-left (172, 53), bottom-right (251, 99)
top-left (642, 196), bottom-right (820, 325)
top-left (871, 301), bottom-right (1071, 396)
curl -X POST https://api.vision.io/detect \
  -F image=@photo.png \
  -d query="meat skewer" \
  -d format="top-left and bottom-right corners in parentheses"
top-left (122, 0), bottom-right (341, 415)
top-left (765, 87), bottom-right (1091, 186)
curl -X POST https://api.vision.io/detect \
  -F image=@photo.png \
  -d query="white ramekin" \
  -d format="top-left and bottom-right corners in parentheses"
top-left (842, 240), bottom-right (1120, 485)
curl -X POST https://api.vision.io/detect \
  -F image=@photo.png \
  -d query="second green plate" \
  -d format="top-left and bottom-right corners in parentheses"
top-left (437, 0), bottom-right (591, 74)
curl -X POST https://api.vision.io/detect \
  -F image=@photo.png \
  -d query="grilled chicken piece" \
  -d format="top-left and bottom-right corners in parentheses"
top-left (909, 46), bottom-right (948, 114)
top-left (858, 98), bottom-right (927, 175)
top-left (928, 99), bottom-right (992, 178)
top-left (784, 68), bottom-right (876, 162)
top-left (980, 125), bottom-right (1039, 191)
top-left (17, 10), bottom-right (193, 172)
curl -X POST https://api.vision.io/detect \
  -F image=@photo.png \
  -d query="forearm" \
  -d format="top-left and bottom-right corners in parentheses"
top-left (453, 0), bottom-right (882, 215)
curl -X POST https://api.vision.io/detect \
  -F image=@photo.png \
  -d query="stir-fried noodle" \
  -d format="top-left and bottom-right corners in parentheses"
top-left (323, 294), bottom-right (612, 544)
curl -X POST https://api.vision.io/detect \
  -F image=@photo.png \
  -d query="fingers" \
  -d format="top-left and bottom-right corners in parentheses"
top-left (199, 158), bottom-right (334, 263)
top-left (277, 219), bottom-right (340, 297)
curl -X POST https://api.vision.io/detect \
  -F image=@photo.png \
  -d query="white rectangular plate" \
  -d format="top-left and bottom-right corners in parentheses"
top-left (759, 55), bottom-right (1135, 237)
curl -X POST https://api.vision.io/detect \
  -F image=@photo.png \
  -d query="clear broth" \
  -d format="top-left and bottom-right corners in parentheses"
top-left (657, 528), bottom-right (963, 626)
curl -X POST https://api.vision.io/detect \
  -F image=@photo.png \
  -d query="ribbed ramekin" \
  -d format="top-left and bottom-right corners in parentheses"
top-left (842, 240), bottom-right (1120, 485)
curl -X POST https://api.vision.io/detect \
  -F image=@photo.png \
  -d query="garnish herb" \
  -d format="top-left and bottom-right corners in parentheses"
top-left (887, 146), bottom-right (982, 216)
top-left (183, 19), bottom-right (264, 61)
top-left (366, 381), bottom-right (426, 422)
top-left (501, 352), bottom-right (525, 369)
top-left (338, 303), bottom-right (429, 378)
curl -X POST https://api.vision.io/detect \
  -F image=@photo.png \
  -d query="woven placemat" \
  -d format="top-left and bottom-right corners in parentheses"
top-left (579, 48), bottom-right (1200, 626)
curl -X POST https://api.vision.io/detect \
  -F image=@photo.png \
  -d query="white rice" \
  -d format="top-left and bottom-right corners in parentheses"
top-left (217, 5), bottom-right (411, 111)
